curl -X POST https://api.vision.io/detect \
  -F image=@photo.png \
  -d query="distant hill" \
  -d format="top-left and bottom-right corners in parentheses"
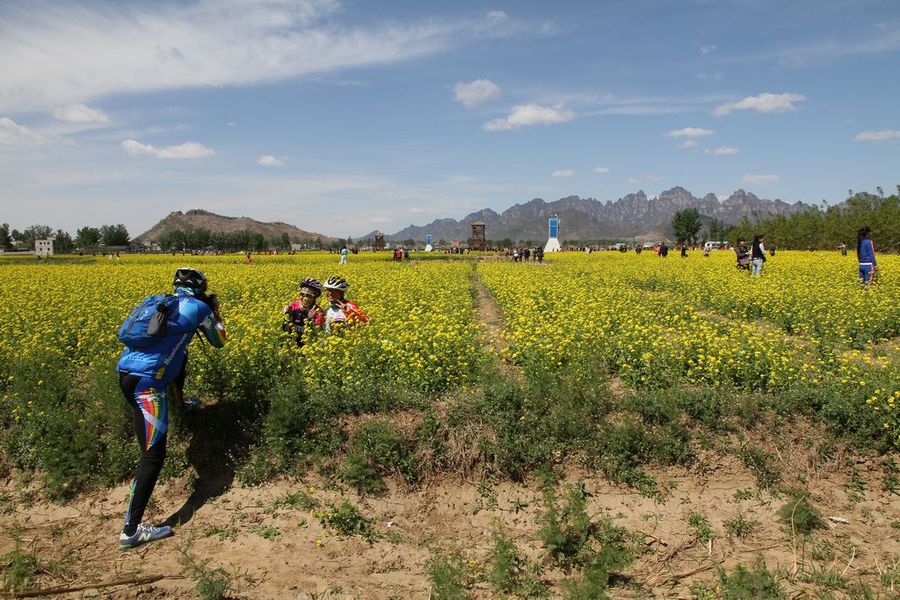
top-left (135, 209), bottom-right (337, 244)
top-left (367, 187), bottom-right (812, 243)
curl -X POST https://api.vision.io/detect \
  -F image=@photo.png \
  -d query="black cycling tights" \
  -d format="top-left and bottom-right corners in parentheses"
top-left (119, 373), bottom-right (168, 535)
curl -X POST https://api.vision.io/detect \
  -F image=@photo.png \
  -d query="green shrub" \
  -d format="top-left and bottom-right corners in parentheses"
top-left (716, 557), bottom-right (786, 599)
top-left (538, 484), bottom-right (594, 569)
top-left (313, 500), bottom-right (373, 539)
top-left (427, 551), bottom-right (468, 600)
top-left (778, 491), bottom-right (825, 535)
top-left (1, 534), bottom-right (39, 593)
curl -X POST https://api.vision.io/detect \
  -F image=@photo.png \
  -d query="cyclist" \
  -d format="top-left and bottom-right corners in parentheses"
top-left (116, 268), bottom-right (227, 549)
top-left (282, 277), bottom-right (325, 345)
top-left (322, 276), bottom-right (368, 333)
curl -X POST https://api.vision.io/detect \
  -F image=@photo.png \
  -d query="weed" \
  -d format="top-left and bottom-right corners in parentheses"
top-left (486, 528), bottom-right (547, 596)
top-left (883, 458), bottom-right (899, 495)
top-left (313, 500), bottom-right (373, 540)
top-left (738, 444), bottom-right (782, 490)
top-left (272, 490), bottom-right (319, 511)
top-left (845, 466), bottom-right (866, 502)
top-left (732, 488), bottom-right (754, 502)
top-left (724, 511), bottom-right (756, 539)
top-left (688, 511), bottom-right (714, 544)
top-left (778, 491), bottom-right (825, 535)
top-left (716, 557), bottom-right (786, 599)
top-left (538, 483), bottom-right (593, 569)
top-left (202, 521), bottom-right (238, 541)
top-left (427, 551), bottom-right (468, 600)
top-left (179, 546), bottom-right (233, 600)
top-left (1, 532), bottom-right (39, 593)
top-left (248, 523), bottom-right (279, 540)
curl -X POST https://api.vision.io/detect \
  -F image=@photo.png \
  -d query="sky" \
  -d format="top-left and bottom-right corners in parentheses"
top-left (1, 0), bottom-right (899, 239)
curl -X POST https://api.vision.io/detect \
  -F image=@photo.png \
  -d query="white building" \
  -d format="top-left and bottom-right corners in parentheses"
top-left (35, 239), bottom-right (54, 256)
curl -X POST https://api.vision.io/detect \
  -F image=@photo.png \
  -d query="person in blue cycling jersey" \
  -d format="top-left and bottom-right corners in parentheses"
top-left (116, 268), bottom-right (227, 550)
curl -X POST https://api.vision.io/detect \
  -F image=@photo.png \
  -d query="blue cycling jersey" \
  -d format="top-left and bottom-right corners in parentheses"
top-left (117, 293), bottom-right (225, 382)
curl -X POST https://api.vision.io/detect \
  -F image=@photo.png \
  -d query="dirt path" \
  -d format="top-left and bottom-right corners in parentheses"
top-left (472, 266), bottom-right (522, 379)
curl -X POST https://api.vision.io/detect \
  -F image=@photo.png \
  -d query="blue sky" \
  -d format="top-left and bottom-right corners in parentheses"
top-left (1, 0), bottom-right (898, 239)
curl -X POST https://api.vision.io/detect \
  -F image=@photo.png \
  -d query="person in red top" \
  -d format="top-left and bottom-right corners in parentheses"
top-left (322, 276), bottom-right (368, 333)
top-left (282, 278), bottom-right (325, 346)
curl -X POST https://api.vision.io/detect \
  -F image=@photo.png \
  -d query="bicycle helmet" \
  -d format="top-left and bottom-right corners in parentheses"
top-left (299, 277), bottom-right (322, 296)
top-left (173, 267), bottom-right (208, 293)
top-left (324, 276), bottom-right (349, 292)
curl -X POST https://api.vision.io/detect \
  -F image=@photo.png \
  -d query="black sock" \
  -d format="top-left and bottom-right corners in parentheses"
top-left (123, 524), bottom-right (137, 536)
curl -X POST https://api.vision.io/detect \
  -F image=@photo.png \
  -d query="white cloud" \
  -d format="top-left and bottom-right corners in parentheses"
top-left (646, 174), bottom-right (662, 182)
top-left (592, 167), bottom-right (610, 174)
top-left (678, 140), bottom-right (698, 148)
top-left (487, 11), bottom-right (508, 24)
top-left (853, 129), bottom-right (900, 142)
top-left (407, 207), bottom-right (427, 213)
top-left (696, 71), bottom-right (723, 80)
top-left (369, 216), bottom-right (391, 224)
top-left (628, 177), bottom-right (640, 184)
top-left (453, 79), bottom-right (501, 108)
top-left (51, 104), bottom-right (109, 124)
top-left (484, 103), bottom-right (575, 131)
top-left (742, 174), bottom-right (779, 185)
top-left (0, 117), bottom-right (51, 145)
top-left (258, 155), bottom-right (285, 167)
top-left (714, 93), bottom-right (806, 117)
top-left (121, 139), bottom-right (216, 159)
top-left (667, 127), bottom-right (715, 137)
top-left (552, 169), bottom-right (574, 177)
top-left (708, 145), bottom-right (739, 155)
top-left (701, 44), bottom-right (717, 55)
top-left (0, 0), bottom-right (527, 113)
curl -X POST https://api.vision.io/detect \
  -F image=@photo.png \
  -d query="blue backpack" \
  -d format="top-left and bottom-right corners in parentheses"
top-left (117, 294), bottom-right (179, 349)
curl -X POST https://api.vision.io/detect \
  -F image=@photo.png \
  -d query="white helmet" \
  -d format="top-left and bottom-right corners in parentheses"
top-left (324, 276), bottom-right (349, 292)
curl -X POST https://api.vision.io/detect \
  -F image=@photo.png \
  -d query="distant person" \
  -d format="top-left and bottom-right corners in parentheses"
top-left (536, 247), bottom-right (544, 263)
top-left (323, 276), bottom-right (368, 333)
top-left (750, 234), bottom-right (766, 276)
top-left (116, 268), bottom-right (227, 549)
top-left (246, 252), bottom-right (253, 264)
top-left (735, 239), bottom-right (750, 271)
top-left (659, 243), bottom-right (669, 258)
top-left (340, 246), bottom-right (348, 265)
top-left (282, 278), bottom-right (325, 346)
top-left (856, 226), bottom-right (877, 289)
top-left (680, 244), bottom-right (688, 258)
top-left (839, 242), bottom-right (847, 256)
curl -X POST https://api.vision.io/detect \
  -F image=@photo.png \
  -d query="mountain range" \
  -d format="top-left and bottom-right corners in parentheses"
top-left (371, 187), bottom-right (811, 243)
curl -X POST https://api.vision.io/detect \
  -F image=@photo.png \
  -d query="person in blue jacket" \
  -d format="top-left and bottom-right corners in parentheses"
top-left (116, 268), bottom-right (227, 549)
top-left (856, 226), bottom-right (878, 289)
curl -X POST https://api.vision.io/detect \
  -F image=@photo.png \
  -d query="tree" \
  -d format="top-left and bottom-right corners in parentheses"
top-left (671, 208), bottom-right (702, 244)
top-left (100, 224), bottom-right (130, 246)
top-left (0, 223), bottom-right (11, 250)
top-left (54, 229), bottom-right (74, 253)
top-left (18, 225), bottom-right (53, 248)
top-left (76, 226), bottom-right (101, 248)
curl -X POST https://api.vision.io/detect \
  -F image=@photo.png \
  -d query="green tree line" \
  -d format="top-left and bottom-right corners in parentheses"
top-left (156, 227), bottom-right (321, 252)
top-left (726, 188), bottom-right (900, 252)
top-left (0, 223), bottom-right (130, 252)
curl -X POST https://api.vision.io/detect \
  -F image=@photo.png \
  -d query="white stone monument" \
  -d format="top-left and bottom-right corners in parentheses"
top-left (425, 234), bottom-right (433, 252)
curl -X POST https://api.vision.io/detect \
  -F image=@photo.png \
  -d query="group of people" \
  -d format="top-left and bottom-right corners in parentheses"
top-left (510, 247), bottom-right (544, 262)
top-left (733, 235), bottom-right (769, 275)
top-left (282, 275), bottom-right (368, 344)
top-left (114, 268), bottom-right (367, 550)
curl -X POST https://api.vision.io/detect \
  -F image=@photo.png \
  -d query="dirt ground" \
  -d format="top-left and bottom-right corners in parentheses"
top-left (2, 447), bottom-right (898, 599)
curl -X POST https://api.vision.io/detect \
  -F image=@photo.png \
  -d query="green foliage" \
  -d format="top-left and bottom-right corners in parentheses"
top-left (99, 223), bottom-right (130, 246)
top-left (778, 491), bottom-right (825, 535)
top-left (313, 500), bottom-right (373, 539)
top-left (729, 190), bottom-right (900, 252)
top-left (486, 529), bottom-right (548, 597)
top-left (75, 226), bottom-right (101, 248)
top-left (689, 511), bottom-right (714, 544)
top-left (724, 512), bottom-right (756, 539)
top-left (671, 207), bottom-right (703, 245)
top-left (538, 484), bottom-right (594, 569)
top-left (715, 557), bottom-right (786, 599)
top-left (339, 419), bottom-right (418, 495)
top-left (427, 551), bottom-right (469, 600)
top-left (179, 546), bottom-right (233, 600)
top-left (1, 533), bottom-right (39, 593)
top-left (738, 445), bottom-right (782, 490)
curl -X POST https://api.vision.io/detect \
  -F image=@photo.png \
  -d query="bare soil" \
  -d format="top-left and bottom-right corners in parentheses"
top-left (2, 446), bottom-right (898, 599)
